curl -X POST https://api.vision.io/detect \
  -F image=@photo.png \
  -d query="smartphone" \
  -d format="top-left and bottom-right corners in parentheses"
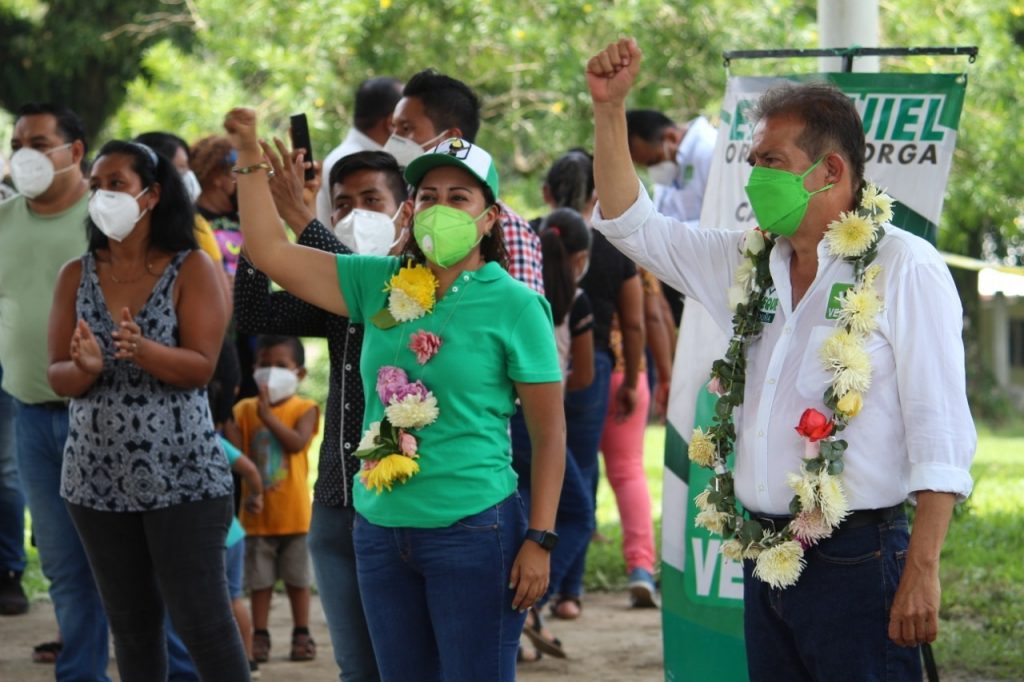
top-left (289, 113), bottom-right (315, 181)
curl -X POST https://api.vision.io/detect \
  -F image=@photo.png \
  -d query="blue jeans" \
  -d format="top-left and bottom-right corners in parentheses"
top-left (0, 368), bottom-right (26, 574)
top-left (557, 349), bottom-right (612, 598)
top-left (308, 502), bottom-right (379, 682)
top-left (510, 407), bottom-right (593, 607)
top-left (68, 495), bottom-right (249, 682)
top-left (353, 495), bottom-right (528, 682)
top-left (14, 400), bottom-right (110, 682)
top-left (742, 515), bottom-right (922, 681)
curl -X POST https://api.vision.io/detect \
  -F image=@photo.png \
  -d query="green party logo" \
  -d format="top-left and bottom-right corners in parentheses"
top-left (826, 283), bottom-right (854, 320)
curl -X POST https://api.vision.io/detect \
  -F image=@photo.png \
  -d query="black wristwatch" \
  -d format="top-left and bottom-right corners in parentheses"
top-left (525, 528), bottom-right (559, 551)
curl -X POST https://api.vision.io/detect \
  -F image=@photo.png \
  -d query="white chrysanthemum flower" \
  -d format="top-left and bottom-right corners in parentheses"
top-left (790, 507), bottom-right (832, 545)
top-left (384, 393), bottom-right (439, 429)
top-left (721, 539), bottom-right (745, 562)
top-left (860, 184), bottom-right (894, 224)
top-left (388, 288), bottom-right (427, 322)
top-left (357, 421), bottom-right (382, 452)
top-left (733, 259), bottom-right (755, 291)
top-left (816, 471), bottom-right (850, 528)
top-left (695, 509), bottom-right (731, 535)
top-left (787, 472), bottom-right (816, 511)
top-left (693, 489), bottom-right (714, 512)
top-left (743, 544), bottom-right (763, 560)
top-left (824, 211), bottom-right (876, 258)
top-left (820, 330), bottom-right (872, 395)
top-left (742, 229), bottom-right (766, 256)
top-left (688, 428), bottom-right (718, 468)
top-left (728, 284), bottom-right (750, 311)
top-left (753, 540), bottom-right (806, 589)
top-left (863, 264), bottom-right (883, 288)
top-left (836, 286), bottom-right (884, 335)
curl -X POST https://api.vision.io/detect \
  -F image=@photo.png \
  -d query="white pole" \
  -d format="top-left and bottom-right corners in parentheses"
top-left (818, 0), bottom-right (880, 72)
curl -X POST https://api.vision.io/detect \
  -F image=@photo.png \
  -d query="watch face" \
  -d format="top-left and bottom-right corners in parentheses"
top-left (529, 529), bottom-right (559, 550)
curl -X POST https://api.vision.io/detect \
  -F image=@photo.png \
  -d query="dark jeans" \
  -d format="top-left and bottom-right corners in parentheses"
top-left (742, 515), bottom-right (922, 681)
top-left (68, 495), bottom-right (250, 682)
top-left (557, 349), bottom-right (613, 598)
top-left (0, 367), bottom-right (26, 574)
top-left (510, 406), bottom-right (593, 607)
top-left (353, 495), bottom-right (528, 682)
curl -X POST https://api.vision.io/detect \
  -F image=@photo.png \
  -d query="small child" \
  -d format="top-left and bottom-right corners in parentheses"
top-left (227, 335), bottom-right (320, 663)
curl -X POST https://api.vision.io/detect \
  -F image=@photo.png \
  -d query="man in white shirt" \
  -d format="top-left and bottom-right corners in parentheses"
top-left (315, 77), bottom-right (403, 225)
top-left (586, 39), bottom-right (975, 681)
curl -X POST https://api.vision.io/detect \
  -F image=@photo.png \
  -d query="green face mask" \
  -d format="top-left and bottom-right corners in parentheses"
top-left (413, 204), bottom-right (489, 268)
top-left (744, 158), bottom-right (833, 237)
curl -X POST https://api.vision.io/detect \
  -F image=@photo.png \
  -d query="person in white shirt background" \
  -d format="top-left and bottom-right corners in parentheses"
top-left (586, 38), bottom-right (975, 682)
top-left (315, 77), bottom-right (403, 226)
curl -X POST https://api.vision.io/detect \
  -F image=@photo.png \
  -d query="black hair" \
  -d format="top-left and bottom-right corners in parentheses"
top-left (16, 102), bottom-right (88, 156)
top-left (353, 77), bottom-right (403, 132)
top-left (328, 151), bottom-right (408, 206)
top-left (255, 335), bottom-right (305, 367)
top-left (626, 109), bottom-right (675, 146)
top-left (545, 149), bottom-right (594, 214)
top-left (401, 170), bottom-right (507, 269)
top-left (750, 82), bottom-right (866, 201)
top-left (86, 140), bottom-right (198, 253)
top-left (539, 208), bottom-right (591, 324)
top-left (134, 131), bottom-right (190, 163)
top-left (403, 69), bottom-right (482, 143)
top-left (207, 338), bottom-right (241, 426)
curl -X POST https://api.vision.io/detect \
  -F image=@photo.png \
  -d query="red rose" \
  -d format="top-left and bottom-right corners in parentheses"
top-left (794, 408), bottom-right (833, 442)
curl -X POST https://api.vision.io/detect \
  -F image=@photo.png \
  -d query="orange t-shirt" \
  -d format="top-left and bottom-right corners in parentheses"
top-left (233, 395), bottom-right (319, 536)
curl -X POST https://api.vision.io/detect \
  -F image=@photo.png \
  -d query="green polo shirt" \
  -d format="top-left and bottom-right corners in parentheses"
top-left (337, 255), bottom-right (562, 528)
top-left (0, 193), bottom-right (89, 403)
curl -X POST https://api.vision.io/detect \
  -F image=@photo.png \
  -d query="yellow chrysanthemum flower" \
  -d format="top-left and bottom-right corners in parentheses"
top-left (694, 509), bottom-right (731, 535)
top-left (361, 454), bottom-right (420, 494)
top-left (384, 393), bottom-right (440, 429)
top-left (721, 539), bottom-right (745, 562)
top-left (863, 264), bottom-right (883, 288)
top-left (688, 428), bottom-right (717, 468)
top-left (836, 286), bottom-right (884, 334)
top-left (693, 489), bottom-right (713, 512)
top-left (824, 211), bottom-right (876, 258)
top-left (787, 472), bottom-right (816, 511)
top-left (836, 390), bottom-right (863, 418)
top-left (753, 540), bottom-right (806, 589)
top-left (816, 472), bottom-right (850, 528)
top-left (820, 330), bottom-right (872, 395)
top-left (388, 264), bottom-right (438, 312)
top-left (860, 184), bottom-right (895, 224)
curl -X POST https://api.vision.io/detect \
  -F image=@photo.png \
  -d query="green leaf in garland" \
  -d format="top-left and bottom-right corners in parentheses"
top-left (370, 307), bottom-right (398, 329)
top-left (827, 459), bottom-right (845, 475)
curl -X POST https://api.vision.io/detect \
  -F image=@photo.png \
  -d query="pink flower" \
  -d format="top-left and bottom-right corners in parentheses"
top-left (790, 508), bottom-right (831, 547)
top-left (361, 459), bottom-right (379, 471)
top-left (707, 376), bottom-right (725, 396)
top-left (376, 366), bottom-right (409, 405)
top-left (398, 430), bottom-right (418, 456)
top-left (409, 330), bottom-right (443, 364)
top-left (387, 380), bottom-right (429, 404)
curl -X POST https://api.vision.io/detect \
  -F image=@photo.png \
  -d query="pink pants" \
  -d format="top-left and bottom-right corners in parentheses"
top-left (600, 370), bottom-right (655, 574)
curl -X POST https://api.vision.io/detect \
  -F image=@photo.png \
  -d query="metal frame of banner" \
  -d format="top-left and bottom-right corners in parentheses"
top-left (722, 46), bottom-right (978, 73)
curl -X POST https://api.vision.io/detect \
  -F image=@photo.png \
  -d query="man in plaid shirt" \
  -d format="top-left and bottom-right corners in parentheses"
top-left (383, 68), bottom-right (544, 293)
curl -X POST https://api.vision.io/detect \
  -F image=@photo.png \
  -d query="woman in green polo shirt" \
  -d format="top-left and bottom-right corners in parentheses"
top-left (224, 107), bottom-right (565, 681)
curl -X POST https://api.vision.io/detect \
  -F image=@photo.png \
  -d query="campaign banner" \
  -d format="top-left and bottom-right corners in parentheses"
top-left (661, 72), bottom-right (966, 682)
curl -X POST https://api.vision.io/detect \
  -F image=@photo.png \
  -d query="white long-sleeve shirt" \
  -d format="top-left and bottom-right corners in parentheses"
top-left (594, 181), bottom-right (975, 514)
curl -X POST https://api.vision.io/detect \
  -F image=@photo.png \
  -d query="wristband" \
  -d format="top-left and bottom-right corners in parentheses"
top-left (232, 162), bottom-right (274, 176)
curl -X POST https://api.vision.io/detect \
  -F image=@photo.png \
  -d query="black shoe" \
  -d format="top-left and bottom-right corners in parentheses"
top-left (0, 571), bottom-right (28, 616)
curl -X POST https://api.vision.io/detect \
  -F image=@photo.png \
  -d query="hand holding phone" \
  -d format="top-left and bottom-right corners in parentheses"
top-left (289, 113), bottom-right (315, 181)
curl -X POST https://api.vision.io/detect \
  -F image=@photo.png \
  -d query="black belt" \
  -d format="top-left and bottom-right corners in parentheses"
top-left (33, 400), bottom-right (69, 411)
top-left (752, 504), bottom-right (905, 533)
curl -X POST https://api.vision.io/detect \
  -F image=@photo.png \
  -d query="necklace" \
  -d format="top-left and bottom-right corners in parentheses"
top-left (107, 259), bottom-right (157, 284)
top-left (689, 183), bottom-right (893, 589)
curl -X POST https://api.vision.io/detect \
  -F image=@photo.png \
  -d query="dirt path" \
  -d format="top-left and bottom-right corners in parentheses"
top-left (0, 591), bottom-right (663, 681)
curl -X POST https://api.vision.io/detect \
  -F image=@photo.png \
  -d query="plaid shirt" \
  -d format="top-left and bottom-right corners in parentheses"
top-left (500, 202), bottom-right (544, 294)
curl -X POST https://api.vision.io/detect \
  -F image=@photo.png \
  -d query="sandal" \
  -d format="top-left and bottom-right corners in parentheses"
top-left (517, 642), bottom-right (542, 663)
top-left (551, 594), bottom-right (582, 620)
top-left (32, 640), bottom-right (62, 664)
top-left (253, 630), bottom-right (270, 663)
top-left (523, 606), bottom-right (566, 659)
top-left (290, 631), bottom-right (316, 661)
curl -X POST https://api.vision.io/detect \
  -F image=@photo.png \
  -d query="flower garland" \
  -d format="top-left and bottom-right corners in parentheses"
top-left (357, 263), bottom-right (447, 493)
top-left (689, 183), bottom-right (893, 588)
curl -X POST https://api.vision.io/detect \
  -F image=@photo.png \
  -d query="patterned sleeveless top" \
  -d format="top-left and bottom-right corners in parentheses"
top-left (61, 250), bottom-right (233, 511)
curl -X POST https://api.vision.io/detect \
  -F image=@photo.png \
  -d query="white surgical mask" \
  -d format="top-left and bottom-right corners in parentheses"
top-left (10, 144), bottom-right (73, 198)
top-left (334, 206), bottom-right (404, 256)
top-left (88, 188), bottom-right (149, 242)
top-left (647, 160), bottom-right (678, 187)
top-left (253, 367), bottom-right (299, 404)
top-left (180, 170), bottom-right (201, 203)
top-left (382, 132), bottom-right (446, 167)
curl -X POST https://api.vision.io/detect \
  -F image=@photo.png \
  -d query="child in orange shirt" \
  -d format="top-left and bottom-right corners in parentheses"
top-left (227, 335), bottom-right (319, 663)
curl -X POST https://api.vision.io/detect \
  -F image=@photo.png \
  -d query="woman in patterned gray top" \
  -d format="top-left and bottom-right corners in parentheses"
top-left (47, 140), bottom-right (249, 681)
